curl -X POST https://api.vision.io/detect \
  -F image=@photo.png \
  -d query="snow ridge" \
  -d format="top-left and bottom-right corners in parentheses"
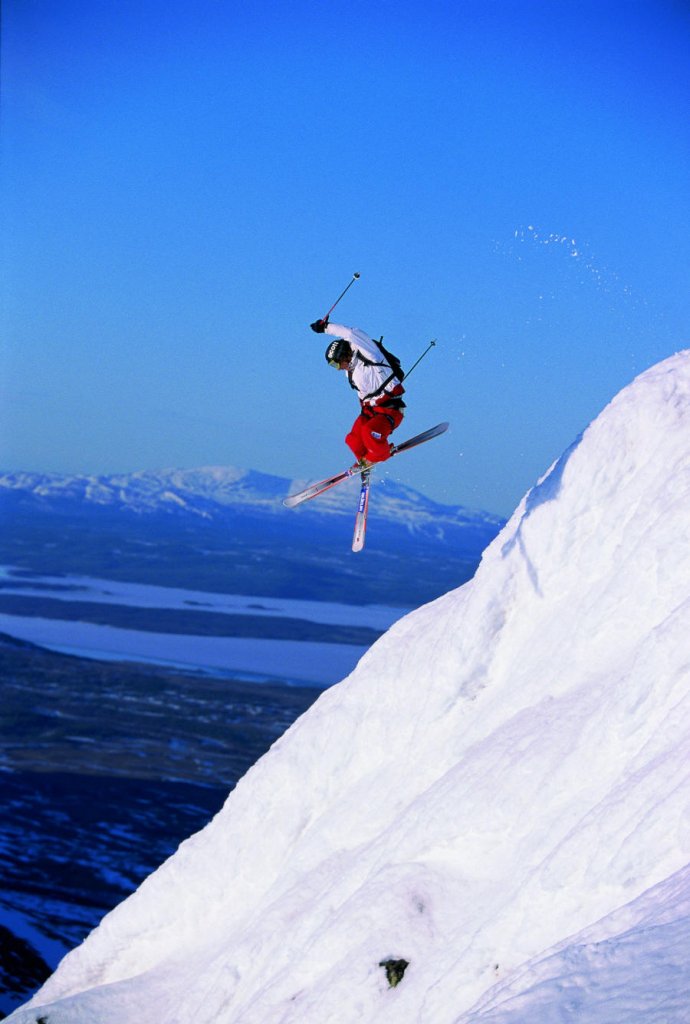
top-left (0, 463), bottom-right (502, 530)
top-left (9, 351), bottom-right (690, 1024)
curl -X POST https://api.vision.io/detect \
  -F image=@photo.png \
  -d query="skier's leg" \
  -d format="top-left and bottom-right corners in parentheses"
top-left (345, 415), bottom-right (368, 460)
top-left (361, 410), bottom-right (403, 463)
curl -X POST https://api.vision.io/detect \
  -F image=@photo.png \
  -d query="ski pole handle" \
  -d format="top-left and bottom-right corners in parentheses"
top-left (323, 272), bottom-right (360, 320)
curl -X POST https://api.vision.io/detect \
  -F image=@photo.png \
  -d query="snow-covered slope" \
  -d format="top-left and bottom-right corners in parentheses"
top-left (10, 351), bottom-right (690, 1023)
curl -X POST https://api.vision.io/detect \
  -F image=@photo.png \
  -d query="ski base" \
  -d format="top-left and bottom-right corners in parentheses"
top-left (351, 470), bottom-right (371, 552)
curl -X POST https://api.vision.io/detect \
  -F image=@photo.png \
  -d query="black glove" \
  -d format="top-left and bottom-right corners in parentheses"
top-left (310, 317), bottom-right (329, 333)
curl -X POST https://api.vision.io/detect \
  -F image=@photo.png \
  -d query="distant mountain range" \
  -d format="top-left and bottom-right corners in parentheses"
top-left (0, 467), bottom-right (504, 605)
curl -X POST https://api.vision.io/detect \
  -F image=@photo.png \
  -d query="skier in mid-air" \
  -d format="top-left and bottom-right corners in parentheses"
top-left (310, 316), bottom-right (406, 467)
top-left (285, 274), bottom-right (446, 550)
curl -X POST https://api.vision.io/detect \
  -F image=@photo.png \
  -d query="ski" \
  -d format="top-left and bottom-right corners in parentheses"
top-left (282, 464), bottom-right (361, 509)
top-left (352, 469), bottom-right (371, 552)
top-left (392, 420), bottom-right (449, 458)
top-left (283, 422), bottom-right (449, 509)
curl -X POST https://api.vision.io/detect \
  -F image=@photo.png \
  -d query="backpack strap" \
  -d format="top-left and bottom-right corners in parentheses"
top-left (363, 370), bottom-right (399, 401)
top-left (348, 351), bottom-right (401, 401)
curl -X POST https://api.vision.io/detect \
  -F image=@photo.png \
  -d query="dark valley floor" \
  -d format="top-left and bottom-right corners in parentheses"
top-left (0, 636), bottom-right (319, 1017)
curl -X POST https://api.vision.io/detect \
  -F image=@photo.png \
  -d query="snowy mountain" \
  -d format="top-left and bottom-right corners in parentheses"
top-left (0, 462), bottom-right (503, 606)
top-left (8, 350), bottom-right (690, 1023)
top-left (0, 461), bottom-right (499, 530)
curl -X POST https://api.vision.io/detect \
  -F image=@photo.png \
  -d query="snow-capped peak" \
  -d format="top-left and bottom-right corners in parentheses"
top-left (0, 461), bottom-right (502, 530)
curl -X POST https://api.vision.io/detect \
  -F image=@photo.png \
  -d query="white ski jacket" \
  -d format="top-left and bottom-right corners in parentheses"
top-left (325, 322), bottom-right (404, 407)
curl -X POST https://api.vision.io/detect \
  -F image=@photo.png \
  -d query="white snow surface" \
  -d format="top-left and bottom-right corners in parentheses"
top-left (10, 351), bottom-right (690, 1023)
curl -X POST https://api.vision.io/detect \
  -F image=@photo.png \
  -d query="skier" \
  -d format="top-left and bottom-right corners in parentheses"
top-left (310, 317), bottom-right (405, 466)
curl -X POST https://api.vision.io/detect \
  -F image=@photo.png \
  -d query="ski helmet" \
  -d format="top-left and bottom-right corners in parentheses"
top-left (325, 339), bottom-right (352, 367)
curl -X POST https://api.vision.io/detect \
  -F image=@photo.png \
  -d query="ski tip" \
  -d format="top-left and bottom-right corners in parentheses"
top-left (423, 420), bottom-right (450, 438)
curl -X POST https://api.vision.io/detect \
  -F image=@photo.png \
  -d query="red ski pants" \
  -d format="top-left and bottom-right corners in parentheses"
top-left (345, 408), bottom-right (403, 463)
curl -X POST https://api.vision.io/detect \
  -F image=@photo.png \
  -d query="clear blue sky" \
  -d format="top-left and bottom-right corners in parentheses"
top-left (2, 0), bottom-right (689, 516)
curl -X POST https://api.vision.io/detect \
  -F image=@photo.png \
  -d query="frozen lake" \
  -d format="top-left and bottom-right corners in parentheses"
top-left (0, 568), bottom-right (410, 686)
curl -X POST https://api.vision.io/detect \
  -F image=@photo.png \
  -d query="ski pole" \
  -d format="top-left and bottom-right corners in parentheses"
top-left (404, 339), bottom-right (436, 381)
top-left (323, 272), bottom-right (360, 320)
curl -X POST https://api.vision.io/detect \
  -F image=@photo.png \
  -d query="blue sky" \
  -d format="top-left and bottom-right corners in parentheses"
top-left (2, 0), bottom-right (689, 515)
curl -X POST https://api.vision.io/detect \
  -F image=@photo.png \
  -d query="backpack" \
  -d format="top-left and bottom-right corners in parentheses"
top-left (373, 336), bottom-right (405, 381)
top-left (348, 336), bottom-right (405, 399)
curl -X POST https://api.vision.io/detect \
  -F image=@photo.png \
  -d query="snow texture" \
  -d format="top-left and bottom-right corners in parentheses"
top-left (8, 351), bottom-right (690, 1023)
